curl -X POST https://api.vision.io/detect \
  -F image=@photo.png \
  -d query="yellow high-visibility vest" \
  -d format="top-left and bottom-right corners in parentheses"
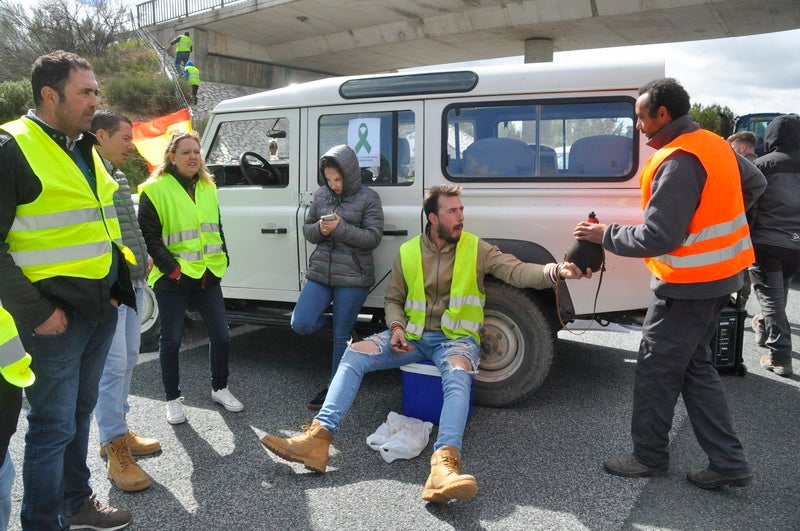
top-left (2, 117), bottom-right (134, 283)
top-left (175, 34), bottom-right (192, 53)
top-left (0, 306), bottom-right (34, 388)
top-left (400, 232), bottom-right (484, 343)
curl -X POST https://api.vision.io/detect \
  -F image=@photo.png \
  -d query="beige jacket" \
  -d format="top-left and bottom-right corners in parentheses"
top-left (384, 231), bottom-right (558, 331)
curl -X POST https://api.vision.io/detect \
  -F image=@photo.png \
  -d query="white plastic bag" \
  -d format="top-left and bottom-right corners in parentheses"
top-left (366, 411), bottom-right (433, 463)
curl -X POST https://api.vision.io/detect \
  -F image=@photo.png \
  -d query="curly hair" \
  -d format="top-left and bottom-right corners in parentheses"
top-left (638, 77), bottom-right (690, 120)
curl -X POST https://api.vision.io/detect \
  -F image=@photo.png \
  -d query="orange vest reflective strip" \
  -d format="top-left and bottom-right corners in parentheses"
top-left (640, 129), bottom-right (754, 283)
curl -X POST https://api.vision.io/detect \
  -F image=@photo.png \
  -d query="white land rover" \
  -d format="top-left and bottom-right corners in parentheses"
top-left (150, 61), bottom-right (663, 406)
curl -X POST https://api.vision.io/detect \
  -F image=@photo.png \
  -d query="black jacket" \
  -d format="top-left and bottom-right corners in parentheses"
top-left (0, 116), bottom-right (134, 329)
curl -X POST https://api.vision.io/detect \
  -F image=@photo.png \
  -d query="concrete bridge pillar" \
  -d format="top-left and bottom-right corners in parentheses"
top-left (524, 38), bottom-right (554, 63)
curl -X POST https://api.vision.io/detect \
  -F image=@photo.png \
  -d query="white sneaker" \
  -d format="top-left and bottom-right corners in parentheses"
top-left (166, 397), bottom-right (186, 424)
top-left (211, 387), bottom-right (244, 412)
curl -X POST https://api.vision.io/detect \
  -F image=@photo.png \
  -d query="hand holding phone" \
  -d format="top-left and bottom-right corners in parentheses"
top-left (320, 214), bottom-right (336, 221)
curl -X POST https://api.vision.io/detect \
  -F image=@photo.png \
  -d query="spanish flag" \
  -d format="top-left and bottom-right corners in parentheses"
top-left (132, 109), bottom-right (192, 171)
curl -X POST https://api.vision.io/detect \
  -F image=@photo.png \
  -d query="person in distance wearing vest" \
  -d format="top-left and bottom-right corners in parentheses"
top-left (183, 61), bottom-right (200, 105)
top-left (169, 31), bottom-right (193, 73)
top-left (91, 110), bottom-right (162, 493)
top-left (0, 51), bottom-right (136, 530)
top-left (0, 306), bottom-right (35, 531)
top-left (138, 131), bottom-right (243, 425)
top-left (260, 184), bottom-right (590, 503)
top-left (574, 77), bottom-right (766, 490)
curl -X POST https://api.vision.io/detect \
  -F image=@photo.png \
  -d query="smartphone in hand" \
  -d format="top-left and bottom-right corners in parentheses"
top-left (320, 214), bottom-right (336, 221)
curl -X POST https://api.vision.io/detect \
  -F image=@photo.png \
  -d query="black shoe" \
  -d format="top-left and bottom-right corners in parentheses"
top-left (603, 454), bottom-right (668, 478)
top-left (63, 493), bottom-right (132, 530)
top-left (307, 388), bottom-right (328, 411)
top-left (687, 467), bottom-right (753, 489)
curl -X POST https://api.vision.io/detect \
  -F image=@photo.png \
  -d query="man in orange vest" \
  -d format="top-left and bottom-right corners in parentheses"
top-left (574, 77), bottom-right (765, 490)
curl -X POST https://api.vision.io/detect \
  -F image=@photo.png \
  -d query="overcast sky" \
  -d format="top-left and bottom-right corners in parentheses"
top-left (405, 28), bottom-right (800, 118)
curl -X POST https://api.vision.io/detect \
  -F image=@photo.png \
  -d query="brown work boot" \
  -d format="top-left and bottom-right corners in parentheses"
top-left (104, 436), bottom-right (151, 492)
top-left (260, 419), bottom-right (333, 473)
top-left (421, 445), bottom-right (478, 503)
top-left (100, 429), bottom-right (162, 457)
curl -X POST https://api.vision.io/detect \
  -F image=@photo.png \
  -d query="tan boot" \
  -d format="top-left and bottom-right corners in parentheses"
top-left (104, 436), bottom-right (151, 492)
top-left (421, 445), bottom-right (478, 503)
top-left (100, 429), bottom-right (161, 457)
top-left (260, 419), bottom-right (333, 472)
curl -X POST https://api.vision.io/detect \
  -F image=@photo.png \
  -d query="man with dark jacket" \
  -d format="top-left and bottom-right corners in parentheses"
top-left (0, 51), bottom-right (134, 530)
top-left (750, 113), bottom-right (800, 377)
top-left (575, 77), bottom-right (765, 490)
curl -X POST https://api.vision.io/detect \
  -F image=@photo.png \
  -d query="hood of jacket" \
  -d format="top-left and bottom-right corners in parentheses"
top-left (763, 113), bottom-right (800, 153)
top-left (321, 144), bottom-right (362, 198)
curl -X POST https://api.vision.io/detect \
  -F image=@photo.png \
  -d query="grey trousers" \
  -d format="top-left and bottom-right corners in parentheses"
top-left (750, 243), bottom-right (800, 365)
top-left (632, 294), bottom-right (750, 474)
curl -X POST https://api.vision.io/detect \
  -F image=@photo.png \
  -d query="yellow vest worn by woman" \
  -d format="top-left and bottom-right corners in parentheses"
top-left (140, 173), bottom-right (227, 286)
top-left (640, 128), bottom-right (754, 283)
top-left (400, 232), bottom-right (485, 343)
top-left (0, 306), bottom-right (35, 388)
top-left (2, 117), bottom-right (134, 283)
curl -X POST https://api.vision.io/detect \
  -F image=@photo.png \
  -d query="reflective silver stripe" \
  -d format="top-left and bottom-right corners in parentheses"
top-left (405, 322), bottom-right (424, 336)
top-left (11, 207), bottom-right (102, 232)
top-left (200, 222), bottom-right (220, 232)
top-left (656, 237), bottom-right (752, 268)
top-left (450, 295), bottom-right (485, 308)
top-left (204, 244), bottom-right (223, 254)
top-left (404, 300), bottom-right (425, 312)
top-left (9, 241), bottom-right (111, 267)
top-left (0, 335), bottom-right (25, 366)
top-left (163, 229), bottom-right (200, 246)
top-left (682, 213), bottom-right (748, 246)
top-left (441, 315), bottom-right (482, 333)
top-left (102, 205), bottom-right (118, 220)
top-left (174, 250), bottom-right (203, 261)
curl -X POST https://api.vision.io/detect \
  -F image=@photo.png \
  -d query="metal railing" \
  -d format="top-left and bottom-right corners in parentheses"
top-left (135, 0), bottom-right (246, 28)
top-left (135, 21), bottom-right (192, 111)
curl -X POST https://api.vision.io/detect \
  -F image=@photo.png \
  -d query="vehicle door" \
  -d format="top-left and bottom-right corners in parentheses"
top-left (205, 110), bottom-right (303, 303)
top-left (305, 102), bottom-right (424, 309)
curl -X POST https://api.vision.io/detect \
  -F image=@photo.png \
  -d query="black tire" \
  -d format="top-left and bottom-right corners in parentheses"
top-left (139, 284), bottom-right (160, 352)
top-left (474, 279), bottom-right (555, 407)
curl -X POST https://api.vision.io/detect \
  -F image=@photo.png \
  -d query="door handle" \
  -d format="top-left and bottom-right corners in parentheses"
top-left (261, 228), bottom-right (288, 234)
top-left (383, 230), bottom-right (408, 236)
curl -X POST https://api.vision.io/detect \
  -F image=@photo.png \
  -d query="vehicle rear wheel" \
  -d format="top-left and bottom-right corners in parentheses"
top-left (139, 284), bottom-right (160, 352)
top-left (474, 279), bottom-right (555, 407)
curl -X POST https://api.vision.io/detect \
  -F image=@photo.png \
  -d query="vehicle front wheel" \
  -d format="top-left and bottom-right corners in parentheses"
top-left (474, 279), bottom-right (555, 407)
top-left (139, 284), bottom-right (160, 352)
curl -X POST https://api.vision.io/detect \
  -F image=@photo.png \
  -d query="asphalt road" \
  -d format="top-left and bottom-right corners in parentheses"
top-left (7, 289), bottom-right (800, 530)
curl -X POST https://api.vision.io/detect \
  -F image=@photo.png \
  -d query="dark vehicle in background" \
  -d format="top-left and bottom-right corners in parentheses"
top-left (733, 113), bottom-right (783, 156)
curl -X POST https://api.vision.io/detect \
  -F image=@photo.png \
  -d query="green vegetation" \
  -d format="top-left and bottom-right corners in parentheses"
top-left (689, 102), bottom-right (735, 137)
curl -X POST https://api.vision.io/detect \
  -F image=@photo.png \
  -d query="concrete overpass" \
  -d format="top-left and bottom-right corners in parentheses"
top-left (135, 0), bottom-right (800, 88)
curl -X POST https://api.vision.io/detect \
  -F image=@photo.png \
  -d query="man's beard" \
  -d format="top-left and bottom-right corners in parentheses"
top-left (438, 223), bottom-right (462, 244)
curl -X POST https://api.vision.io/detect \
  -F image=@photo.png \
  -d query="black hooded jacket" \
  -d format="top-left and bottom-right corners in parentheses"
top-left (303, 145), bottom-right (384, 288)
top-left (751, 114), bottom-right (800, 249)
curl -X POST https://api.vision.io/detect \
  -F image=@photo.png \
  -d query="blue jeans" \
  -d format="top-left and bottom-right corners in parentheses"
top-left (0, 449), bottom-right (12, 531)
top-left (316, 330), bottom-right (478, 451)
top-left (156, 283), bottom-right (230, 401)
top-left (95, 283), bottom-right (144, 445)
top-left (291, 280), bottom-right (369, 383)
top-left (18, 304), bottom-right (117, 531)
top-left (174, 51), bottom-right (189, 73)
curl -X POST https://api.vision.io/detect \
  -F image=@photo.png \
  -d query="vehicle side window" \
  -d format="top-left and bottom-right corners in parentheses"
top-left (318, 110), bottom-right (415, 186)
top-left (205, 118), bottom-right (290, 187)
top-left (444, 99), bottom-right (636, 182)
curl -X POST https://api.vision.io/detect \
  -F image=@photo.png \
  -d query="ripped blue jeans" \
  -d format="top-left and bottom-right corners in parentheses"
top-left (315, 329), bottom-right (479, 452)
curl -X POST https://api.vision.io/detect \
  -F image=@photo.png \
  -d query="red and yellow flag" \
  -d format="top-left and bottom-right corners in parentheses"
top-left (132, 109), bottom-right (192, 171)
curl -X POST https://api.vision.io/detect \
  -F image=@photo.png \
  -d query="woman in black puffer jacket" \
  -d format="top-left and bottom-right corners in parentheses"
top-left (291, 144), bottom-right (384, 409)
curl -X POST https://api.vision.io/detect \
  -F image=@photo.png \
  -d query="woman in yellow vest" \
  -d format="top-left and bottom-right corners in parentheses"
top-left (138, 131), bottom-right (243, 425)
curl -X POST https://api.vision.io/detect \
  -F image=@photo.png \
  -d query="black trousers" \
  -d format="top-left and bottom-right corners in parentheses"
top-left (0, 378), bottom-right (22, 468)
top-left (632, 294), bottom-right (750, 474)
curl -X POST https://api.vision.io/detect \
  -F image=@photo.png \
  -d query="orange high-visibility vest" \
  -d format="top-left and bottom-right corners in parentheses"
top-left (640, 129), bottom-right (754, 283)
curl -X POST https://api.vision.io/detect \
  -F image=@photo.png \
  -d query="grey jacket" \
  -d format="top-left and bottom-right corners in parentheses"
top-left (107, 160), bottom-right (149, 283)
top-left (303, 145), bottom-right (384, 288)
top-left (603, 115), bottom-right (766, 299)
top-left (751, 114), bottom-right (800, 250)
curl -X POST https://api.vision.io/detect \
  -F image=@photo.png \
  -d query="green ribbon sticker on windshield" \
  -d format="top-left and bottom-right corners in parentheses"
top-left (354, 122), bottom-right (372, 154)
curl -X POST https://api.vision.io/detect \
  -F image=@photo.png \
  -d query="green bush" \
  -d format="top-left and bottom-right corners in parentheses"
top-left (120, 149), bottom-right (151, 189)
top-left (0, 80), bottom-right (33, 124)
top-left (104, 74), bottom-right (183, 116)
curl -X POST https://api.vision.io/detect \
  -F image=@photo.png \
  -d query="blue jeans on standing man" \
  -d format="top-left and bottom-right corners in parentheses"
top-left (316, 329), bottom-right (478, 451)
top-left (0, 448), bottom-right (13, 531)
top-left (291, 280), bottom-right (369, 382)
top-left (18, 304), bottom-right (117, 530)
top-left (155, 283), bottom-right (230, 401)
top-left (95, 283), bottom-right (144, 446)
